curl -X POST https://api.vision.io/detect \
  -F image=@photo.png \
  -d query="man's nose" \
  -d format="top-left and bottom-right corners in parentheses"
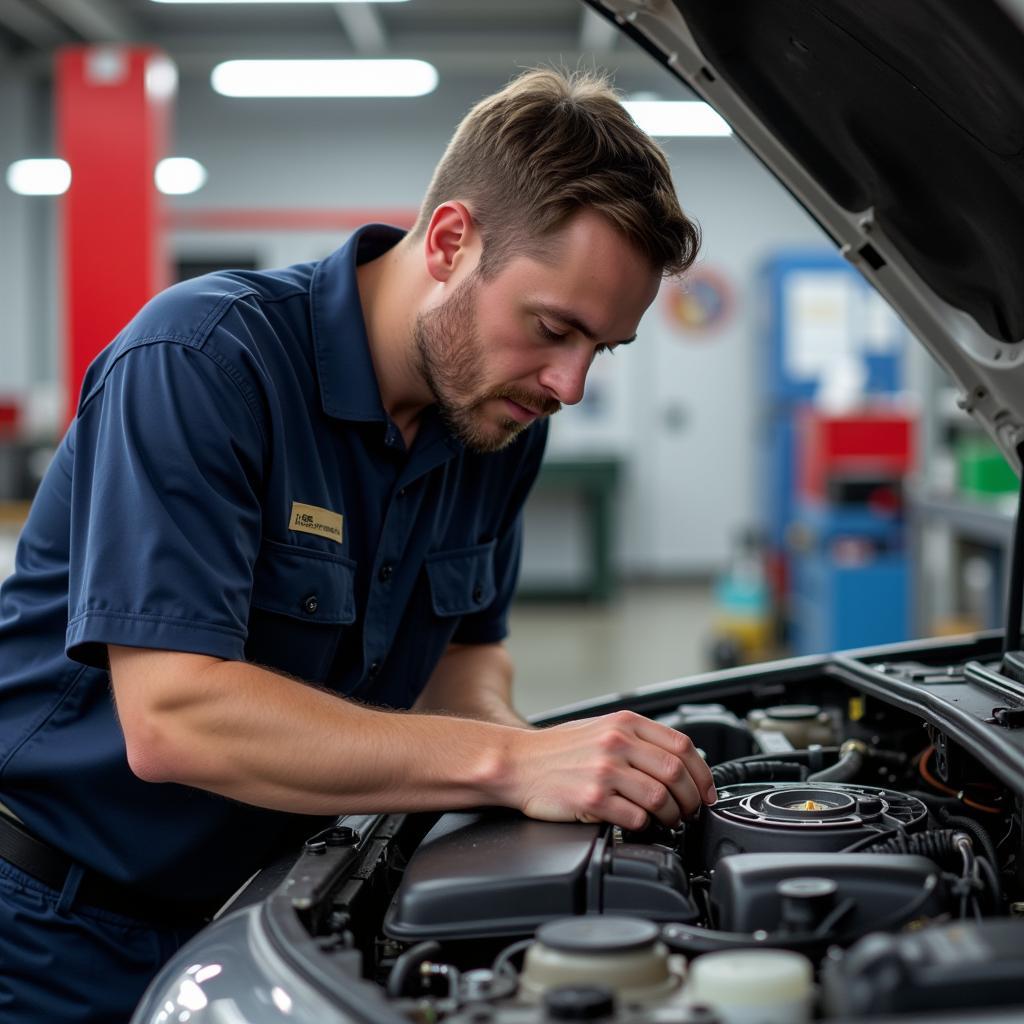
top-left (538, 347), bottom-right (591, 407)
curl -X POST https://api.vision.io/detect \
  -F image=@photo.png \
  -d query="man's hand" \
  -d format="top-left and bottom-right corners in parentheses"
top-left (498, 710), bottom-right (716, 830)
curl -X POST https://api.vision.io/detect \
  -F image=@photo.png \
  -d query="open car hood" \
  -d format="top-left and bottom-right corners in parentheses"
top-left (591, 0), bottom-right (1024, 472)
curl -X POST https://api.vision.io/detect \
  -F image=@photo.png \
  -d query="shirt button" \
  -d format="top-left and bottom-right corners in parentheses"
top-left (302, 594), bottom-right (319, 615)
top-left (378, 564), bottom-right (394, 583)
top-left (472, 584), bottom-right (484, 604)
top-left (368, 660), bottom-right (381, 679)
top-left (397, 487), bottom-right (407, 499)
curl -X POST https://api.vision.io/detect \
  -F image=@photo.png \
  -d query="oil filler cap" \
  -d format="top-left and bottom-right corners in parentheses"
top-left (543, 985), bottom-right (615, 1021)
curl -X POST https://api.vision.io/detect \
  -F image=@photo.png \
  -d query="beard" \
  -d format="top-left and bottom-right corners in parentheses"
top-left (413, 272), bottom-right (559, 454)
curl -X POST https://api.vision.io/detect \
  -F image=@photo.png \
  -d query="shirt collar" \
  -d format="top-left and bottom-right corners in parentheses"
top-left (310, 223), bottom-right (406, 422)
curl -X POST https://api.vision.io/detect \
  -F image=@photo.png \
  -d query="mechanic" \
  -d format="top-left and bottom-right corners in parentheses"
top-left (0, 68), bottom-right (712, 1020)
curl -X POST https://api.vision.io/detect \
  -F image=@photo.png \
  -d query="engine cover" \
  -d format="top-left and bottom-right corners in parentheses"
top-left (383, 810), bottom-right (699, 942)
top-left (709, 852), bottom-right (948, 933)
top-left (697, 782), bottom-right (928, 868)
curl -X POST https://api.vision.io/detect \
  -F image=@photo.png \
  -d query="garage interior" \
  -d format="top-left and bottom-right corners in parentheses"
top-left (0, 0), bottom-right (1014, 713)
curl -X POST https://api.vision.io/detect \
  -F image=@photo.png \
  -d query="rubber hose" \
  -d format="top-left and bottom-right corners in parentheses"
top-left (807, 743), bottom-right (864, 783)
top-left (718, 747), bottom-right (840, 765)
top-left (711, 760), bottom-right (806, 787)
top-left (386, 940), bottom-right (442, 998)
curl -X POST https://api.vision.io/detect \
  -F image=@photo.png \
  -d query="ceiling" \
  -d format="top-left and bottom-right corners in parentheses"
top-left (0, 0), bottom-right (665, 84)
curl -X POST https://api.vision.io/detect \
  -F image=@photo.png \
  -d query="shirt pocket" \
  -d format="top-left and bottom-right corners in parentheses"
top-left (424, 539), bottom-right (497, 617)
top-left (246, 538), bottom-right (357, 683)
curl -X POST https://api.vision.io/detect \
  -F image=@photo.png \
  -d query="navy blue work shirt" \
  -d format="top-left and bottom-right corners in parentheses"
top-left (0, 224), bottom-right (547, 904)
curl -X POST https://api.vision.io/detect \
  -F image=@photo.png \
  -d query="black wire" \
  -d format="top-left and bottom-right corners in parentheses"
top-left (1003, 456), bottom-right (1024, 654)
top-left (975, 855), bottom-right (1002, 914)
top-left (839, 826), bottom-right (903, 853)
top-left (939, 812), bottom-right (1003, 907)
top-left (857, 873), bottom-right (940, 934)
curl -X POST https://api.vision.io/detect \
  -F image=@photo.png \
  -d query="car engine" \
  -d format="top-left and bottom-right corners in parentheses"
top-left (277, 689), bottom-right (1022, 1024)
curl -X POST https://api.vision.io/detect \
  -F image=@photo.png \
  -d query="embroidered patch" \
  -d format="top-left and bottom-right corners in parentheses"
top-left (289, 502), bottom-right (343, 543)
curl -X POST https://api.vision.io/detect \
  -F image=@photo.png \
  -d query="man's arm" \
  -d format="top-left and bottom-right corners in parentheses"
top-left (412, 642), bottom-right (529, 728)
top-left (108, 645), bottom-right (716, 830)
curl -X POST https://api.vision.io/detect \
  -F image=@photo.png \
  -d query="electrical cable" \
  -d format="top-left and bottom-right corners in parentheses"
top-left (839, 827), bottom-right (904, 853)
top-left (975, 855), bottom-right (1002, 915)
top-left (939, 811), bottom-right (1002, 906)
top-left (916, 747), bottom-right (1003, 814)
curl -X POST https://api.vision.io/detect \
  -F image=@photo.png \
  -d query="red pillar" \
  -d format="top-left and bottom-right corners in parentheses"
top-left (56, 46), bottom-right (173, 424)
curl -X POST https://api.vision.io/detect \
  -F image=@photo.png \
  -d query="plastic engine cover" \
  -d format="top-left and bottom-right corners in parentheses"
top-left (383, 810), bottom-right (698, 942)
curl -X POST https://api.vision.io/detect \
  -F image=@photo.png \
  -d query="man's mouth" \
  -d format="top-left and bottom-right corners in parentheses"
top-left (501, 397), bottom-right (541, 424)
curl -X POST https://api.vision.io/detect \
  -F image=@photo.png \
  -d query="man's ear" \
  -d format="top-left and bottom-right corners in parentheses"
top-left (423, 201), bottom-right (479, 283)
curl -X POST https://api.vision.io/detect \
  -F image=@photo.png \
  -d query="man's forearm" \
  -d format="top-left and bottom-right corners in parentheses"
top-left (110, 645), bottom-right (719, 833)
top-left (412, 642), bottom-right (531, 727)
top-left (111, 647), bottom-right (521, 815)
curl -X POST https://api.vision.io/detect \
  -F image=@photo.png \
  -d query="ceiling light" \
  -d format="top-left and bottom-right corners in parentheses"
top-left (153, 0), bottom-right (408, 4)
top-left (211, 59), bottom-right (438, 98)
top-left (155, 157), bottom-right (207, 195)
top-left (623, 100), bottom-right (732, 138)
top-left (5, 159), bottom-right (71, 196)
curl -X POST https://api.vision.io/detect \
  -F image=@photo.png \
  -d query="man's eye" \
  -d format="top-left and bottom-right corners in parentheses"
top-left (594, 344), bottom-right (616, 357)
top-left (536, 320), bottom-right (568, 342)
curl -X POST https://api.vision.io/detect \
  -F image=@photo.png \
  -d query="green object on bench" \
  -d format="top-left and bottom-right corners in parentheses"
top-left (518, 457), bottom-right (622, 602)
top-left (957, 437), bottom-right (1018, 497)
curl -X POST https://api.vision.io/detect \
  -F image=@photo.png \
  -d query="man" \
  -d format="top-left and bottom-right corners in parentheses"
top-left (0, 68), bottom-right (710, 1019)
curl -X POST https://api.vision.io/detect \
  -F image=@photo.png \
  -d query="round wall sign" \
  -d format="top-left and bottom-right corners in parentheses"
top-left (663, 266), bottom-right (734, 334)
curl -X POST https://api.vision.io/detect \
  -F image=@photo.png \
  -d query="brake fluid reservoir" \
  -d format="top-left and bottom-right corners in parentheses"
top-left (685, 949), bottom-right (813, 1024)
top-left (517, 917), bottom-right (685, 1005)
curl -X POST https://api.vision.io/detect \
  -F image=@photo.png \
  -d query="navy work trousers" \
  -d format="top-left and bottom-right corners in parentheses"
top-left (0, 857), bottom-right (200, 1022)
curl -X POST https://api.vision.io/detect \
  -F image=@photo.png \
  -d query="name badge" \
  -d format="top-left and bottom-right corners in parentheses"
top-left (289, 502), bottom-right (343, 543)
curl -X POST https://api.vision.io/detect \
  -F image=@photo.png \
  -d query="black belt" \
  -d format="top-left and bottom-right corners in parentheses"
top-left (0, 811), bottom-right (220, 926)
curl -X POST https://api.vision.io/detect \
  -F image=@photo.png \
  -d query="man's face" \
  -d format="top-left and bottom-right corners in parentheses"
top-left (414, 209), bottom-right (662, 453)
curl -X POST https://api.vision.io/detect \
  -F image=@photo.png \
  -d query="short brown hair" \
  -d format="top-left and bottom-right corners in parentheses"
top-left (412, 67), bottom-right (700, 278)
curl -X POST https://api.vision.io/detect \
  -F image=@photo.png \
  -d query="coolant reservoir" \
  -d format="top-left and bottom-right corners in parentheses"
top-left (518, 917), bottom-right (684, 1005)
top-left (686, 949), bottom-right (813, 1024)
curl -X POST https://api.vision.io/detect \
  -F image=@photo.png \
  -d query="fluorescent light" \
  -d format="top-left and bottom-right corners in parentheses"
top-left (623, 100), bottom-right (732, 138)
top-left (155, 157), bottom-right (207, 195)
top-left (6, 159), bottom-right (71, 196)
top-left (154, 0), bottom-right (407, 4)
top-left (211, 59), bottom-right (437, 97)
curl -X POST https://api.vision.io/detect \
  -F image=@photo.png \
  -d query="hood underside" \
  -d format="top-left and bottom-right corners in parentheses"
top-left (596, 0), bottom-right (1024, 468)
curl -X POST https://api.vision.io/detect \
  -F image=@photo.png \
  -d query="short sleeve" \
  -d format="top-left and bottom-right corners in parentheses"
top-left (449, 419), bottom-right (548, 645)
top-left (65, 340), bottom-right (266, 668)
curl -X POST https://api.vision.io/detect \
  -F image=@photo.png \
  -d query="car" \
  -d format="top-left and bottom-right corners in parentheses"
top-left (132, 2), bottom-right (1024, 1022)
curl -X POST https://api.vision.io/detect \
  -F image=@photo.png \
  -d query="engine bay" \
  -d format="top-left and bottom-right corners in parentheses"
top-left (248, 637), bottom-right (1024, 1024)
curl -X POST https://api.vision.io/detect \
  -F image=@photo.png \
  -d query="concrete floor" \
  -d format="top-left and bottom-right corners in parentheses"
top-left (505, 581), bottom-right (717, 718)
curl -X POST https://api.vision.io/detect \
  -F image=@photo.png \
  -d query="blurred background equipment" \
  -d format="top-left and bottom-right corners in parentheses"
top-left (0, 0), bottom-right (1011, 711)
